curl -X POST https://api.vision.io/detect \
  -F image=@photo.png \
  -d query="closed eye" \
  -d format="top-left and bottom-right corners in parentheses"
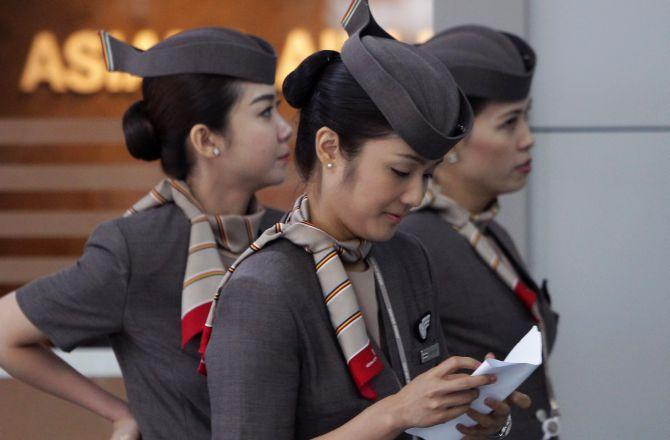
top-left (391, 168), bottom-right (410, 178)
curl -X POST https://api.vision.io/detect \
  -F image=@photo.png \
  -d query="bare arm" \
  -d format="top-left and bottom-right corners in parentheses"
top-left (0, 292), bottom-right (138, 439)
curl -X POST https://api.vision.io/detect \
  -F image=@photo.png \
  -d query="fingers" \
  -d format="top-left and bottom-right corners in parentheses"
top-left (438, 403), bottom-right (472, 424)
top-left (508, 390), bottom-right (532, 409)
top-left (438, 373), bottom-right (496, 395)
top-left (456, 398), bottom-right (510, 437)
top-left (437, 389), bottom-right (480, 408)
top-left (457, 410), bottom-right (504, 437)
top-left (464, 412), bottom-right (496, 430)
top-left (485, 397), bottom-right (511, 417)
top-left (433, 356), bottom-right (482, 376)
top-left (485, 352), bottom-right (496, 359)
top-left (457, 421), bottom-right (493, 438)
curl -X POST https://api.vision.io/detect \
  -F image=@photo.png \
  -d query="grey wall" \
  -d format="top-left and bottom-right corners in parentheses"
top-left (435, 1), bottom-right (670, 438)
top-left (527, 1), bottom-right (670, 438)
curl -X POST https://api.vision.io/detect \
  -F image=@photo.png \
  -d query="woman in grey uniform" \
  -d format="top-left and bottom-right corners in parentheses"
top-left (202, 4), bottom-right (525, 439)
top-left (400, 25), bottom-right (561, 439)
top-left (0, 28), bottom-right (291, 439)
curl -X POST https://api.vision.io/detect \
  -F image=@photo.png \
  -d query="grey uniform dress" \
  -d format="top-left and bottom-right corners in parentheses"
top-left (400, 209), bottom-right (559, 440)
top-left (15, 204), bottom-right (282, 439)
top-left (206, 231), bottom-right (447, 440)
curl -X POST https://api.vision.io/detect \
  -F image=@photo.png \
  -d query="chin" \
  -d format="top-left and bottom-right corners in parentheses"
top-left (264, 171), bottom-right (287, 187)
top-left (498, 178), bottom-right (528, 195)
top-left (360, 224), bottom-right (397, 243)
top-left (509, 179), bottom-right (528, 193)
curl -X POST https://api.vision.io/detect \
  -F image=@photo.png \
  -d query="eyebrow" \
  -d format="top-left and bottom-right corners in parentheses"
top-left (250, 93), bottom-right (276, 105)
top-left (396, 153), bottom-right (427, 165)
top-left (500, 99), bottom-right (533, 119)
top-left (499, 108), bottom-right (524, 120)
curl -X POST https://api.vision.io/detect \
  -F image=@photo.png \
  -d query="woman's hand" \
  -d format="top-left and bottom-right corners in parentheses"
top-left (385, 356), bottom-right (497, 431)
top-left (110, 414), bottom-right (141, 440)
top-left (456, 352), bottom-right (532, 438)
top-left (313, 356), bottom-right (497, 440)
top-left (456, 391), bottom-right (532, 439)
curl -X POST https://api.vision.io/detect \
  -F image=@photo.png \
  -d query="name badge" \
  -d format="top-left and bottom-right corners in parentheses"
top-left (419, 343), bottom-right (440, 364)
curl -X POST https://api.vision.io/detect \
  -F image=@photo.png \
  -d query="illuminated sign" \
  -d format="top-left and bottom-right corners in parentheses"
top-left (19, 27), bottom-right (432, 94)
top-left (19, 29), bottom-right (179, 94)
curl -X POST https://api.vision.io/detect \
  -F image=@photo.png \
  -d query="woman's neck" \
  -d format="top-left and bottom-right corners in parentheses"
top-left (186, 174), bottom-right (253, 216)
top-left (305, 185), bottom-right (356, 242)
top-left (435, 174), bottom-right (495, 215)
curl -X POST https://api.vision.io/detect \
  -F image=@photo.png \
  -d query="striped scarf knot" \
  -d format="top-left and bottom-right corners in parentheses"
top-left (125, 179), bottom-right (265, 348)
top-left (199, 194), bottom-right (384, 400)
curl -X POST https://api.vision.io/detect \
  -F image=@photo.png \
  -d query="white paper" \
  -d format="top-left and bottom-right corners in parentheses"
top-left (407, 326), bottom-right (542, 440)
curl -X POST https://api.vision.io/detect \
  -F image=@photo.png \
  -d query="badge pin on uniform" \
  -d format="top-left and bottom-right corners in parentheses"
top-left (417, 313), bottom-right (439, 364)
top-left (416, 312), bottom-right (431, 341)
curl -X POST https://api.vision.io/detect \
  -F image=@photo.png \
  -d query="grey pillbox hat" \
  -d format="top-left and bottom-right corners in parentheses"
top-left (99, 27), bottom-right (276, 84)
top-left (421, 24), bottom-right (536, 101)
top-left (339, 0), bottom-right (473, 160)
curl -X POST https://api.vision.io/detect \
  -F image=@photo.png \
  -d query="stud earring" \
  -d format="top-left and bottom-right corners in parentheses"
top-left (445, 151), bottom-right (459, 164)
top-left (212, 148), bottom-right (221, 157)
top-left (326, 163), bottom-right (334, 169)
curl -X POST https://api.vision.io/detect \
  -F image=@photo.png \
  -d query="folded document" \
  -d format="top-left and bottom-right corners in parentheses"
top-left (407, 326), bottom-right (543, 440)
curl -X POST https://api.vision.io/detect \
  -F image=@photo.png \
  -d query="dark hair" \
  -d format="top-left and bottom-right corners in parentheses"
top-left (466, 96), bottom-right (489, 116)
top-left (122, 74), bottom-right (240, 179)
top-left (283, 52), bottom-right (393, 180)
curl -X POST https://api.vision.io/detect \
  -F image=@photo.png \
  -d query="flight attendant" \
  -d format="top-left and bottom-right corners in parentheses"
top-left (401, 25), bottom-right (561, 439)
top-left (203, 4), bottom-right (526, 439)
top-left (0, 27), bottom-right (292, 439)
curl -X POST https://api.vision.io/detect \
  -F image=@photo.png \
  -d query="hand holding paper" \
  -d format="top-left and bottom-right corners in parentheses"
top-left (407, 326), bottom-right (542, 440)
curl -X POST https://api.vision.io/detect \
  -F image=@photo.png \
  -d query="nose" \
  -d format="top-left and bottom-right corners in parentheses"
top-left (518, 119), bottom-right (534, 151)
top-left (276, 113), bottom-right (293, 143)
top-left (400, 175), bottom-right (427, 209)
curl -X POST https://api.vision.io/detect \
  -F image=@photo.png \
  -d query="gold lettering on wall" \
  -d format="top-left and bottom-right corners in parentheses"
top-left (63, 30), bottom-right (107, 94)
top-left (19, 27), bottom-right (431, 94)
top-left (19, 29), bottom-right (180, 94)
top-left (19, 31), bottom-right (67, 93)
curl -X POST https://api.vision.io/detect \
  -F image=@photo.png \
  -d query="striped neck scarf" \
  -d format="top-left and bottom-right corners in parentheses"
top-left (418, 181), bottom-right (500, 229)
top-left (417, 181), bottom-right (541, 315)
top-left (199, 194), bottom-right (385, 400)
top-left (125, 178), bottom-right (266, 348)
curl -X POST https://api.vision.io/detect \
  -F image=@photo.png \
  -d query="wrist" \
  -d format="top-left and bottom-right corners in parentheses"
top-left (373, 393), bottom-right (407, 436)
top-left (106, 398), bottom-right (133, 423)
top-left (488, 414), bottom-right (513, 439)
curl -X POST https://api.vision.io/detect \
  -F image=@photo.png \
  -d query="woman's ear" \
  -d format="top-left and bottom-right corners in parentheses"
top-left (189, 124), bottom-right (224, 159)
top-left (314, 126), bottom-right (343, 170)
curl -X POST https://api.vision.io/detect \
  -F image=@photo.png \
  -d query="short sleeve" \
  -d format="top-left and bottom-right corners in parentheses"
top-left (206, 272), bottom-right (300, 440)
top-left (15, 220), bottom-right (129, 352)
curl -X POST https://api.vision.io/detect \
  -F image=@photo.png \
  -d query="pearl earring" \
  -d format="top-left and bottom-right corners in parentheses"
top-left (212, 148), bottom-right (221, 157)
top-left (326, 163), bottom-right (334, 169)
top-left (445, 151), bottom-right (459, 164)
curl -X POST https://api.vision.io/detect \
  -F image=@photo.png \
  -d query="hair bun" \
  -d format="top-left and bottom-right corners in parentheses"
top-left (122, 100), bottom-right (161, 161)
top-left (282, 50), bottom-right (339, 108)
